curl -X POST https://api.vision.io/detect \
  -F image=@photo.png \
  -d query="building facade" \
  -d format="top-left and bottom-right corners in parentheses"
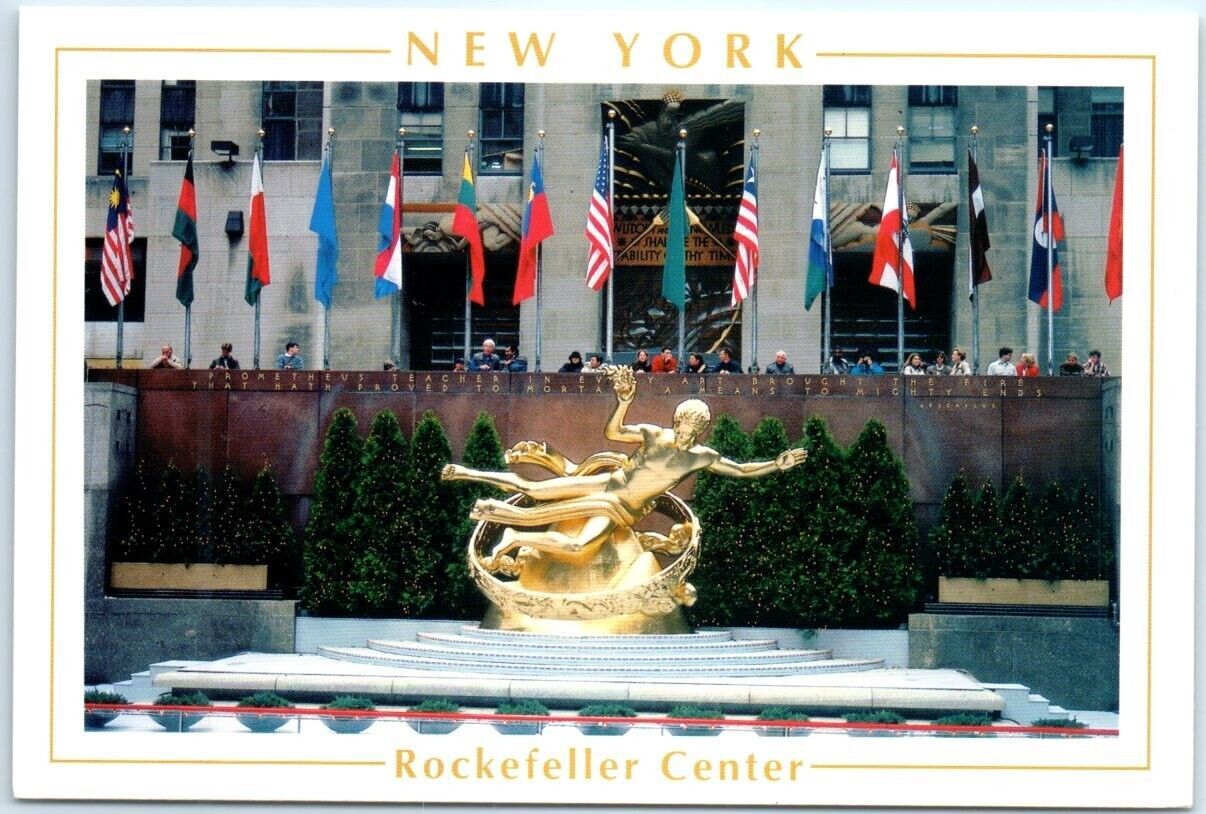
top-left (84, 81), bottom-right (1123, 374)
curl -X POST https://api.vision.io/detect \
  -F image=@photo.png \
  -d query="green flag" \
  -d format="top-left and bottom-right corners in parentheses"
top-left (661, 155), bottom-right (687, 308)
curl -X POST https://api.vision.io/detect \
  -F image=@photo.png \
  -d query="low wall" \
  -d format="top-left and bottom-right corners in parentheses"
top-left (86, 597), bottom-right (297, 684)
top-left (907, 612), bottom-right (1119, 711)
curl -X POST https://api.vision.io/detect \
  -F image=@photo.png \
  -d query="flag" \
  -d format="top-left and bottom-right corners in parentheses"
top-left (584, 137), bottom-right (614, 291)
top-left (244, 152), bottom-right (271, 306)
top-left (310, 150), bottom-right (339, 308)
top-left (731, 151), bottom-right (759, 306)
top-left (100, 170), bottom-right (135, 307)
top-left (172, 152), bottom-right (198, 308)
top-left (967, 149), bottom-right (991, 299)
top-left (661, 154), bottom-right (688, 308)
top-left (451, 151), bottom-right (486, 306)
top-left (1028, 150), bottom-right (1065, 311)
top-left (804, 150), bottom-right (832, 310)
top-left (1105, 145), bottom-right (1123, 302)
top-left (513, 148), bottom-right (554, 305)
top-left (868, 149), bottom-right (916, 308)
top-left (373, 150), bottom-right (403, 300)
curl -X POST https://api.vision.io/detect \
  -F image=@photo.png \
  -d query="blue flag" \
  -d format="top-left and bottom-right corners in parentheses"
top-left (309, 153), bottom-right (339, 308)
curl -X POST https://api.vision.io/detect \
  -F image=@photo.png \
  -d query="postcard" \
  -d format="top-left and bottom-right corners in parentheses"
top-left (11, 5), bottom-right (1197, 808)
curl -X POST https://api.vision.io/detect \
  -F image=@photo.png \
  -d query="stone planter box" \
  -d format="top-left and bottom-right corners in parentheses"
top-left (323, 717), bottom-right (375, 734)
top-left (408, 720), bottom-right (460, 735)
top-left (577, 723), bottom-right (631, 736)
top-left (493, 721), bottom-right (542, 736)
top-left (666, 724), bottom-right (723, 737)
top-left (149, 711), bottom-right (205, 731)
top-left (938, 577), bottom-right (1110, 607)
top-left (236, 713), bottom-right (291, 733)
top-left (110, 563), bottom-right (269, 591)
top-left (84, 711), bottom-right (118, 729)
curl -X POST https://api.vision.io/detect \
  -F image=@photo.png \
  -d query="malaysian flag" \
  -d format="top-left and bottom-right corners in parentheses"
top-left (731, 151), bottom-right (759, 305)
top-left (101, 169), bottom-right (135, 307)
top-left (584, 136), bottom-right (613, 291)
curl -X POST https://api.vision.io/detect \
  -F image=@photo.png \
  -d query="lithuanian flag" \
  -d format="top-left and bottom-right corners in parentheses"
top-left (451, 151), bottom-right (486, 305)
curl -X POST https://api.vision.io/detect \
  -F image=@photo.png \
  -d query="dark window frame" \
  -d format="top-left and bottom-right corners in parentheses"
top-left (822, 85), bottom-right (871, 174)
top-left (261, 81), bottom-right (324, 161)
top-left (159, 80), bottom-right (196, 161)
top-left (98, 80), bottom-right (135, 176)
top-left (478, 82), bottom-right (525, 175)
top-left (907, 86), bottom-right (957, 173)
top-left (396, 82), bottom-right (445, 174)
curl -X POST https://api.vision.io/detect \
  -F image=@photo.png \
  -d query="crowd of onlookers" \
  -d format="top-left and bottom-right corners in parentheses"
top-left (140, 338), bottom-right (1110, 378)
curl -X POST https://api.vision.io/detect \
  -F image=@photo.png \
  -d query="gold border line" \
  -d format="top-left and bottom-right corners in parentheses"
top-left (56, 759), bottom-right (387, 767)
top-left (58, 46), bottom-right (390, 55)
top-left (809, 49), bottom-right (1156, 774)
top-left (49, 48), bottom-right (1157, 777)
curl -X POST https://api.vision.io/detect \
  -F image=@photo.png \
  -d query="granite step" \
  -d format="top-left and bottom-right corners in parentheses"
top-left (453, 625), bottom-right (735, 645)
top-left (316, 645), bottom-right (882, 677)
top-left (364, 638), bottom-right (831, 666)
top-left (416, 630), bottom-right (778, 654)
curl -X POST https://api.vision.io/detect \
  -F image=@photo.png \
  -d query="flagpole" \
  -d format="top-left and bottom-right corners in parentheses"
top-left (676, 129), bottom-right (687, 366)
top-left (463, 130), bottom-right (475, 365)
top-left (605, 110), bottom-right (616, 362)
top-left (253, 129), bottom-right (264, 370)
top-left (322, 128), bottom-right (335, 371)
top-left (184, 128), bottom-right (194, 369)
top-left (395, 126), bottom-right (406, 369)
top-left (535, 129), bottom-right (546, 372)
top-left (970, 125), bottom-right (980, 374)
top-left (749, 129), bottom-right (760, 374)
top-left (822, 128), bottom-right (833, 373)
top-left (896, 126), bottom-right (906, 371)
top-left (1044, 123), bottom-right (1055, 376)
top-left (116, 126), bottom-right (130, 369)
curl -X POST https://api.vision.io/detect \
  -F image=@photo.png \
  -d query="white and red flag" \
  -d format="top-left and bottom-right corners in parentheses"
top-left (868, 149), bottom-right (915, 308)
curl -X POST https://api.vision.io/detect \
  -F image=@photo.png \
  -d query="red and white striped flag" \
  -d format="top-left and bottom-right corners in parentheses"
top-left (731, 152), bottom-right (759, 305)
top-left (101, 170), bottom-right (135, 306)
top-left (584, 136), bottom-right (614, 291)
top-left (869, 149), bottom-right (916, 308)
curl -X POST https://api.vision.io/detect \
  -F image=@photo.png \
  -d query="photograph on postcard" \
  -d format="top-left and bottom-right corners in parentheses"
top-left (12, 7), bottom-right (1196, 807)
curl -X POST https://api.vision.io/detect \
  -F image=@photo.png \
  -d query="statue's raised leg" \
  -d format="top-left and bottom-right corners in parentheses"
top-left (490, 515), bottom-right (616, 561)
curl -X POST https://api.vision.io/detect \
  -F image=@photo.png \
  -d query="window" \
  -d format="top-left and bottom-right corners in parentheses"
top-left (98, 80), bottom-right (135, 175)
top-left (261, 81), bottom-right (323, 161)
top-left (159, 80), bottom-right (196, 160)
top-left (85, 237), bottom-right (147, 322)
top-left (1091, 87), bottom-right (1123, 158)
top-left (907, 86), bottom-right (957, 172)
top-left (822, 85), bottom-right (871, 172)
top-left (1037, 87), bottom-right (1057, 157)
top-left (396, 82), bottom-right (444, 174)
top-left (478, 83), bottom-right (524, 174)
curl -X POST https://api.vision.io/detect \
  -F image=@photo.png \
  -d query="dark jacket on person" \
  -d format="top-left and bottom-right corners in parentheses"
top-left (210, 355), bottom-right (240, 370)
top-left (471, 352), bottom-right (502, 371)
top-left (712, 359), bottom-right (743, 374)
top-left (1059, 362), bottom-right (1084, 376)
top-left (504, 357), bottom-right (528, 372)
top-left (764, 361), bottom-right (795, 375)
top-left (559, 361), bottom-right (583, 373)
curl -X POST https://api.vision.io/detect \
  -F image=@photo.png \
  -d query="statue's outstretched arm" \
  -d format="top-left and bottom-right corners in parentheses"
top-left (603, 365), bottom-right (650, 443)
top-left (706, 448), bottom-right (807, 478)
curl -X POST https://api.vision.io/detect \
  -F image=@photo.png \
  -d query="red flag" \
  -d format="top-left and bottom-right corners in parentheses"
top-left (244, 152), bottom-right (271, 305)
top-left (869, 150), bottom-right (915, 308)
top-left (101, 170), bottom-right (135, 307)
top-left (513, 149), bottom-right (553, 305)
top-left (1105, 146), bottom-right (1123, 302)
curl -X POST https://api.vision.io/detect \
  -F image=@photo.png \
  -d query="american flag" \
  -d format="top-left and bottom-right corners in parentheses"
top-left (584, 136), bottom-right (613, 291)
top-left (731, 153), bottom-right (759, 305)
top-left (101, 170), bottom-right (135, 307)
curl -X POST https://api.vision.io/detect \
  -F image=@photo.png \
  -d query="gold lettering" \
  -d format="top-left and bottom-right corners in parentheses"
top-left (599, 757), bottom-right (618, 780)
top-left (395, 749), bottom-right (416, 778)
top-left (663, 32), bottom-right (701, 68)
top-left (465, 31), bottom-right (486, 67)
top-left (408, 32), bottom-right (438, 66)
top-left (500, 757), bottom-right (518, 780)
top-left (452, 757), bottom-right (469, 780)
top-left (662, 750), bottom-right (686, 780)
top-left (508, 31), bottom-right (555, 66)
top-left (726, 32), bottom-right (750, 67)
top-left (613, 32), bottom-right (639, 67)
top-left (777, 33), bottom-right (802, 68)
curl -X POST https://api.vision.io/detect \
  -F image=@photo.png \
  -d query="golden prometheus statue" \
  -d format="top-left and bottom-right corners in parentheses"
top-left (441, 365), bottom-right (806, 634)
